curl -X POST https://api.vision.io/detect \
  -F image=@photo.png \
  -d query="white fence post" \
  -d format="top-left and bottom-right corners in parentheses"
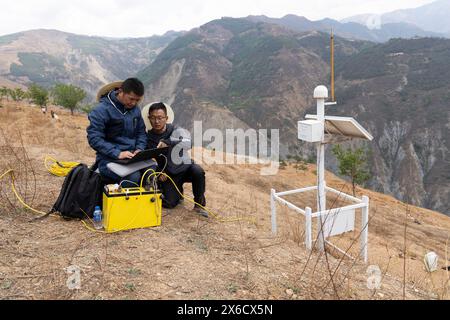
top-left (317, 212), bottom-right (325, 251)
top-left (361, 196), bottom-right (369, 263)
top-left (305, 207), bottom-right (312, 250)
top-left (271, 189), bottom-right (277, 235)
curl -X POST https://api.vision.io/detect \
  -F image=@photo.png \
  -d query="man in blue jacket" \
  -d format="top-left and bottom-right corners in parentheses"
top-left (87, 78), bottom-right (148, 187)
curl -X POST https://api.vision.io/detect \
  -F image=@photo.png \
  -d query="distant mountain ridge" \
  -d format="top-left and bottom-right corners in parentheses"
top-left (246, 14), bottom-right (446, 42)
top-left (342, 0), bottom-right (450, 36)
top-left (0, 17), bottom-right (448, 214)
top-left (0, 7), bottom-right (445, 99)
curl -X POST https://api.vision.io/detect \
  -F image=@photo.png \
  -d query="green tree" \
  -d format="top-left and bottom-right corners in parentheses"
top-left (80, 103), bottom-right (95, 114)
top-left (9, 88), bottom-right (26, 101)
top-left (28, 84), bottom-right (49, 107)
top-left (332, 145), bottom-right (371, 196)
top-left (52, 83), bottom-right (86, 115)
top-left (0, 86), bottom-right (8, 100)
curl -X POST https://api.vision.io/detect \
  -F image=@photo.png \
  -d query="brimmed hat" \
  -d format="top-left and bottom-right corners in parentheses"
top-left (96, 81), bottom-right (123, 102)
top-left (141, 102), bottom-right (175, 132)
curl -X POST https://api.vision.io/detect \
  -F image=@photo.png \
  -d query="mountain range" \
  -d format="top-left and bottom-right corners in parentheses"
top-left (0, 29), bottom-right (182, 99)
top-left (0, 4), bottom-right (448, 215)
top-left (137, 17), bottom-right (449, 215)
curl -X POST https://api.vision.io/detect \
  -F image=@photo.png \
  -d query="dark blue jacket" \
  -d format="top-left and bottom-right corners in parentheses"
top-left (87, 90), bottom-right (147, 163)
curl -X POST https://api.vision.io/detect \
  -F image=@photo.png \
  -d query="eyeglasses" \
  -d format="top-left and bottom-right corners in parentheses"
top-left (149, 116), bottom-right (167, 122)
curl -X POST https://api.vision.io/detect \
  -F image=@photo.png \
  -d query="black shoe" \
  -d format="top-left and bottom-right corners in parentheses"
top-left (193, 206), bottom-right (208, 218)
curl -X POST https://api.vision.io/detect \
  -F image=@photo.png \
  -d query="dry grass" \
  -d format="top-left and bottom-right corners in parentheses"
top-left (0, 100), bottom-right (449, 300)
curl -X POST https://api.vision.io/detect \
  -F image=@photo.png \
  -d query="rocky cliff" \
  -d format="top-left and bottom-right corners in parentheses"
top-left (138, 18), bottom-right (449, 215)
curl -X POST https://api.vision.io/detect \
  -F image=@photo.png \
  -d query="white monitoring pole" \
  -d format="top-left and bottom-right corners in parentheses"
top-left (270, 86), bottom-right (373, 262)
top-left (314, 85), bottom-right (328, 251)
top-left (272, 84), bottom-right (372, 262)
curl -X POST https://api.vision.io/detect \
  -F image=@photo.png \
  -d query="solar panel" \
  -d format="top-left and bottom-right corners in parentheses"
top-left (305, 115), bottom-right (373, 141)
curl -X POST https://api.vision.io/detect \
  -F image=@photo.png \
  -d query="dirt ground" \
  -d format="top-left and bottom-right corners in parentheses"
top-left (0, 100), bottom-right (449, 300)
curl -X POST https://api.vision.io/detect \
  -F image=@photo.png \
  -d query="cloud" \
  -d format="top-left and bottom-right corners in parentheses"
top-left (0, 0), bottom-right (436, 37)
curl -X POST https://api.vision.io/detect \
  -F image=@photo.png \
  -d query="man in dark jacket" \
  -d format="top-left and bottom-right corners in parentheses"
top-left (146, 102), bottom-right (207, 217)
top-left (87, 78), bottom-right (149, 187)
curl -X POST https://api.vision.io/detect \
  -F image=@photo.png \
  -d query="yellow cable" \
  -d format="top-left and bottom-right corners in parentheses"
top-left (0, 169), bottom-right (13, 180)
top-left (0, 169), bottom-right (51, 217)
top-left (1, 164), bottom-right (256, 235)
top-left (82, 169), bottom-right (256, 234)
top-left (44, 155), bottom-right (80, 177)
top-left (0, 168), bottom-right (162, 233)
top-left (142, 169), bottom-right (256, 225)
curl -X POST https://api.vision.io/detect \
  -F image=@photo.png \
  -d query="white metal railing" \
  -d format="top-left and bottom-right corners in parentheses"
top-left (271, 186), bottom-right (369, 263)
top-left (326, 186), bottom-right (362, 203)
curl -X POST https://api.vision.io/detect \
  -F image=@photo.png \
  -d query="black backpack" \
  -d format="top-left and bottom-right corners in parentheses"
top-left (49, 164), bottom-right (103, 220)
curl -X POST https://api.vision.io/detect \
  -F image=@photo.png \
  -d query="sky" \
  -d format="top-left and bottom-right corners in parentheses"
top-left (0, 0), bottom-right (437, 38)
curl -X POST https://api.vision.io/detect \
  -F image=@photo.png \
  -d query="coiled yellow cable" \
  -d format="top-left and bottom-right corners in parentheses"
top-left (44, 156), bottom-right (80, 177)
top-left (0, 169), bottom-right (52, 217)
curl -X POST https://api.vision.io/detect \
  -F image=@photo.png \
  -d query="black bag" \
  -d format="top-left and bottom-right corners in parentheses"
top-left (50, 164), bottom-right (103, 220)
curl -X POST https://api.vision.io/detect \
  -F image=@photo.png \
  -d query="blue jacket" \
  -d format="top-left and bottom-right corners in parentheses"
top-left (87, 90), bottom-right (147, 163)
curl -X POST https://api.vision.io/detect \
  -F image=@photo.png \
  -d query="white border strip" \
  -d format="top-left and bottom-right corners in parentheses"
top-left (273, 195), bottom-right (306, 216)
top-left (325, 240), bottom-right (355, 260)
top-left (312, 202), bottom-right (367, 218)
top-left (275, 186), bottom-right (317, 197)
top-left (326, 186), bottom-right (362, 203)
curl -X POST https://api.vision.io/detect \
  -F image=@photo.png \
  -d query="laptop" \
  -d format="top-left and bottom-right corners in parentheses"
top-left (113, 147), bottom-right (169, 165)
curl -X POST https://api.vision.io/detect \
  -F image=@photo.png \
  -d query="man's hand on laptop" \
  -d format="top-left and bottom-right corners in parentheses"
top-left (133, 149), bottom-right (142, 156)
top-left (118, 151), bottom-right (135, 160)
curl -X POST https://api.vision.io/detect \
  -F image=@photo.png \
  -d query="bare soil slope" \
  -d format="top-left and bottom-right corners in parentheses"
top-left (0, 101), bottom-right (449, 300)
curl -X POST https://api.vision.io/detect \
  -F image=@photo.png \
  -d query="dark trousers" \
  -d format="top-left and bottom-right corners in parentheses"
top-left (160, 164), bottom-right (206, 209)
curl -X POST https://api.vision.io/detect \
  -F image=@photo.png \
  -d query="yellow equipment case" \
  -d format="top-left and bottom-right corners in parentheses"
top-left (102, 186), bottom-right (162, 233)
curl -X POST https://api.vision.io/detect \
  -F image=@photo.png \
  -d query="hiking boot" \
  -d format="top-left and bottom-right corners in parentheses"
top-left (193, 206), bottom-right (208, 218)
